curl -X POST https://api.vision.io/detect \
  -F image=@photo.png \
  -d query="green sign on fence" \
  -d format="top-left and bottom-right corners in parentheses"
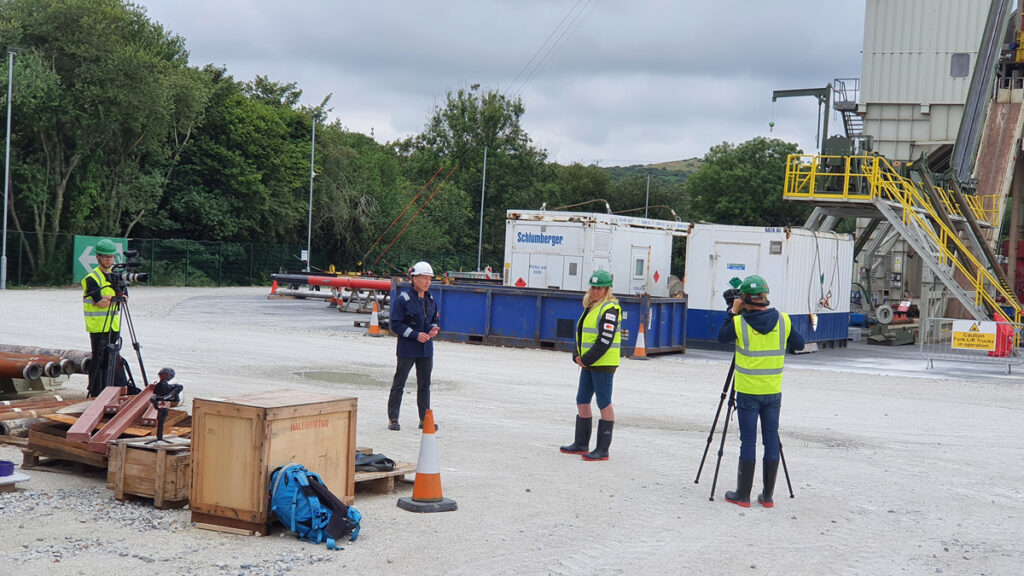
top-left (72, 236), bottom-right (128, 284)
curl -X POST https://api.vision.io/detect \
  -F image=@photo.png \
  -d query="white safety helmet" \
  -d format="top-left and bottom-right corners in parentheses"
top-left (410, 261), bottom-right (434, 277)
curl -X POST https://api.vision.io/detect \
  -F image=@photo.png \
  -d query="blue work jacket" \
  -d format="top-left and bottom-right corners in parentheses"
top-left (391, 286), bottom-right (440, 358)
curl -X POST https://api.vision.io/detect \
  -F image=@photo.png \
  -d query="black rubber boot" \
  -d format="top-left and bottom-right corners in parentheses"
top-left (725, 459), bottom-right (755, 508)
top-left (559, 416), bottom-right (592, 454)
top-left (582, 419), bottom-right (613, 461)
top-left (757, 459), bottom-right (779, 508)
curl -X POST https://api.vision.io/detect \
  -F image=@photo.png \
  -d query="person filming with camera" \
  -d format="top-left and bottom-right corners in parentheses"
top-left (82, 238), bottom-right (129, 397)
top-left (717, 274), bottom-right (804, 508)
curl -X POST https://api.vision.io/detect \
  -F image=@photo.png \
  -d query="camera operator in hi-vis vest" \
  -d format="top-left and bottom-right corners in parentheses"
top-left (718, 275), bottom-right (804, 508)
top-left (81, 238), bottom-right (128, 397)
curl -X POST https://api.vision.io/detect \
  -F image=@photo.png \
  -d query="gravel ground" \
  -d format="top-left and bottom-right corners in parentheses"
top-left (1, 286), bottom-right (1022, 576)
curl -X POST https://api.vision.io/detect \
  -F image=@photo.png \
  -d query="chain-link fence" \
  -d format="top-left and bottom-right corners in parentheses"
top-left (1, 231), bottom-right (502, 287)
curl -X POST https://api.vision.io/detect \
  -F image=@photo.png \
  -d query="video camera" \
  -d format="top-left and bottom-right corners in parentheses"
top-left (722, 277), bottom-right (743, 309)
top-left (110, 250), bottom-right (148, 292)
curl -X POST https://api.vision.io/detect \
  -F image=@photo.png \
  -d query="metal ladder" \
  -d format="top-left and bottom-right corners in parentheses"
top-left (784, 154), bottom-right (1021, 323)
top-left (832, 78), bottom-right (862, 137)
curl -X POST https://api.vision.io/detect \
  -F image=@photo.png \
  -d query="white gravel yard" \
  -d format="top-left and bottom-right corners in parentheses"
top-left (1, 286), bottom-right (1022, 576)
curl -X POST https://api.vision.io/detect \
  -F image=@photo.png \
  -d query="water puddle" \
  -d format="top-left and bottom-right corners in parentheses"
top-left (294, 371), bottom-right (390, 388)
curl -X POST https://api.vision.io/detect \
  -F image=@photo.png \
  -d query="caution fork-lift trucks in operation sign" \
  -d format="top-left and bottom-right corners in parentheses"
top-left (951, 320), bottom-right (997, 351)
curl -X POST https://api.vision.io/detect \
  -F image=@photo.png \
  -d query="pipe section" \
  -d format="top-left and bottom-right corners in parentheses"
top-left (270, 273), bottom-right (392, 291)
top-left (0, 345), bottom-right (92, 374)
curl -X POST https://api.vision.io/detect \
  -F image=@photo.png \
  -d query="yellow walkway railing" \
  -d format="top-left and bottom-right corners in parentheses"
top-left (783, 154), bottom-right (1020, 323)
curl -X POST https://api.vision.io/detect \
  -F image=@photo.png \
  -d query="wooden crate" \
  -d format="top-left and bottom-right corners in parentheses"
top-left (190, 390), bottom-right (357, 535)
top-left (107, 436), bottom-right (191, 508)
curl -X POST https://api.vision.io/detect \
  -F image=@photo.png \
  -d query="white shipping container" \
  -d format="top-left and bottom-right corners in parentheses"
top-left (684, 224), bottom-right (854, 342)
top-left (503, 210), bottom-right (688, 297)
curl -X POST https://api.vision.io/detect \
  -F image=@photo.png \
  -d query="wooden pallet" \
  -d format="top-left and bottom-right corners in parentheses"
top-left (24, 422), bottom-right (108, 471)
top-left (355, 461), bottom-right (415, 494)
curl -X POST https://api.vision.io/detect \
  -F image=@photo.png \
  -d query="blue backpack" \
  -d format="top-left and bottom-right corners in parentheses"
top-left (270, 464), bottom-right (362, 549)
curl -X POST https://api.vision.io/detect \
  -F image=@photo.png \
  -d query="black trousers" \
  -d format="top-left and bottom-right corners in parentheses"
top-left (388, 356), bottom-right (433, 422)
top-left (88, 330), bottom-right (126, 397)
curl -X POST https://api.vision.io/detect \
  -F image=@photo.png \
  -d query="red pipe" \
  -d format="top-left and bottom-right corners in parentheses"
top-left (0, 352), bottom-right (68, 377)
top-left (271, 274), bottom-right (392, 291)
top-left (0, 357), bottom-right (43, 380)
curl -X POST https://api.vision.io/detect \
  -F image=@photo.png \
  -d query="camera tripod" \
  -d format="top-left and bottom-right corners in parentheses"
top-left (693, 355), bottom-right (794, 502)
top-left (91, 290), bottom-right (149, 397)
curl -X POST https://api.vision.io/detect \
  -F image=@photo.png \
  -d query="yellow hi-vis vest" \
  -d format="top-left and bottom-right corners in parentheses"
top-left (82, 268), bottom-right (120, 333)
top-left (733, 312), bottom-right (789, 395)
top-left (577, 300), bottom-right (622, 367)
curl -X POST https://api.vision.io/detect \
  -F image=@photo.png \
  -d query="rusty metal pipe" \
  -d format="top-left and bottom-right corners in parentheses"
top-left (270, 273), bottom-right (392, 291)
top-left (0, 352), bottom-right (67, 379)
top-left (0, 345), bottom-right (92, 374)
top-left (0, 417), bottom-right (48, 437)
top-left (41, 361), bottom-right (62, 378)
top-left (0, 357), bottom-right (43, 380)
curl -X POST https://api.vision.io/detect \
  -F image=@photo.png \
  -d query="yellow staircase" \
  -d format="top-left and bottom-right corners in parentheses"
top-left (783, 154), bottom-right (1021, 323)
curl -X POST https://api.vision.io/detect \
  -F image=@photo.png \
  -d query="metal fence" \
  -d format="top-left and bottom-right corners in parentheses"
top-left (919, 317), bottom-right (1024, 374)
top-left (1, 231), bottom-right (500, 287)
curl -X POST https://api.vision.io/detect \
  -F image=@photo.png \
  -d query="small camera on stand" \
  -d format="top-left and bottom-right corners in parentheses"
top-left (146, 367), bottom-right (183, 444)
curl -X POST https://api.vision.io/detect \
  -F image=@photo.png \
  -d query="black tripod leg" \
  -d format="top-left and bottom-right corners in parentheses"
top-left (695, 357), bottom-right (736, 484)
top-left (708, 387), bottom-right (736, 501)
top-left (779, 439), bottom-right (795, 498)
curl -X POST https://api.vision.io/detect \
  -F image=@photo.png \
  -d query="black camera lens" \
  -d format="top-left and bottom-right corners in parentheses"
top-left (124, 250), bottom-right (139, 258)
top-left (124, 272), bottom-right (149, 283)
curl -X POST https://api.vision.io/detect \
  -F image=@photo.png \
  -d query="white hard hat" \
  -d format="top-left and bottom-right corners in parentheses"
top-left (410, 261), bottom-right (434, 277)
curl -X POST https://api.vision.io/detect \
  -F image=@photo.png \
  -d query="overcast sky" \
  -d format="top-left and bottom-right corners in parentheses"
top-left (134, 1), bottom-right (866, 166)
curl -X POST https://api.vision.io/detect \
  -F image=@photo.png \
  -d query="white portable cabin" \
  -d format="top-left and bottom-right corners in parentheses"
top-left (684, 224), bottom-right (854, 344)
top-left (503, 210), bottom-right (688, 297)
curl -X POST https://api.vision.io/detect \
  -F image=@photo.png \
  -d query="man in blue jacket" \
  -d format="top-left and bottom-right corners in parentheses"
top-left (387, 261), bottom-right (440, 431)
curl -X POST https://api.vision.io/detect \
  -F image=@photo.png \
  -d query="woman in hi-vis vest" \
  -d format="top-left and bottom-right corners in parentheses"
top-left (559, 269), bottom-right (621, 461)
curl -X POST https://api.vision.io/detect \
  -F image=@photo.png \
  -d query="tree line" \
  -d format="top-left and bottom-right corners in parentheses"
top-left (0, 0), bottom-right (810, 284)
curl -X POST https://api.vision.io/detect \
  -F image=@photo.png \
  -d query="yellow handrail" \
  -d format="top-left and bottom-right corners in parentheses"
top-left (783, 154), bottom-right (1021, 323)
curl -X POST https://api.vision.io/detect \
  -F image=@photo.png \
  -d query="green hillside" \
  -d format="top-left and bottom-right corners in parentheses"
top-left (603, 157), bottom-right (702, 184)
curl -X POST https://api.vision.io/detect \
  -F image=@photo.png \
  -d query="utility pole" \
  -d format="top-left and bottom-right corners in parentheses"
top-left (645, 173), bottom-right (650, 218)
top-left (477, 145), bottom-right (488, 271)
top-left (306, 116), bottom-right (315, 273)
top-left (2, 50), bottom-right (14, 290)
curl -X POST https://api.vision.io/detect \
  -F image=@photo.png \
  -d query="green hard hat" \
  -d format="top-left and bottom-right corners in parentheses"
top-left (589, 269), bottom-right (613, 288)
top-left (95, 238), bottom-right (117, 256)
top-left (739, 274), bottom-right (769, 295)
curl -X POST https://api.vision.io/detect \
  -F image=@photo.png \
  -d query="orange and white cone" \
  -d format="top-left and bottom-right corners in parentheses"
top-left (397, 410), bottom-right (457, 513)
top-left (270, 280), bottom-right (279, 295)
top-left (367, 300), bottom-right (383, 336)
top-left (630, 322), bottom-right (649, 360)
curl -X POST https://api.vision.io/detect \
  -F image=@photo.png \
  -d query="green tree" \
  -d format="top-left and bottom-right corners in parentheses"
top-left (0, 0), bottom-right (207, 280)
top-left (686, 137), bottom-right (809, 226)
top-left (155, 70), bottom-right (308, 243)
top-left (403, 85), bottom-right (548, 269)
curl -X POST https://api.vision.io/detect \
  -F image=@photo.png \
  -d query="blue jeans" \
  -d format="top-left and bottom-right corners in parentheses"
top-left (735, 392), bottom-right (781, 462)
top-left (576, 370), bottom-right (614, 409)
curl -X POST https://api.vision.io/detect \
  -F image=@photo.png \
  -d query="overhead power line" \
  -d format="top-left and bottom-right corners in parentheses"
top-left (505, 0), bottom-right (599, 99)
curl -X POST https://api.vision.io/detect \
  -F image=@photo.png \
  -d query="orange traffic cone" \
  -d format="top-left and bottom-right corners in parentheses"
top-left (270, 280), bottom-right (279, 295)
top-left (630, 322), bottom-right (648, 360)
top-left (397, 410), bottom-right (457, 513)
top-left (367, 300), bottom-right (383, 336)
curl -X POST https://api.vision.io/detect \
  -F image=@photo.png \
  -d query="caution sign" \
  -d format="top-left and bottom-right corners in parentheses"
top-left (951, 320), bottom-right (997, 351)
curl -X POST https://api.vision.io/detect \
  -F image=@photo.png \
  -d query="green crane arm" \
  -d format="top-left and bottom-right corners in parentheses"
top-left (772, 85), bottom-right (832, 154)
